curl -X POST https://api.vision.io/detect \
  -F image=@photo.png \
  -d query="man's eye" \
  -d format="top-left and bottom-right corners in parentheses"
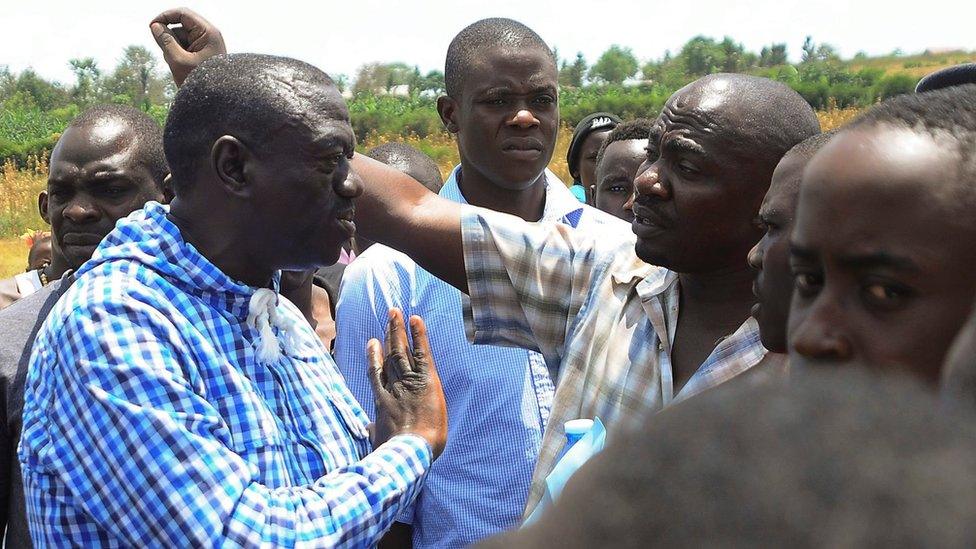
top-left (677, 160), bottom-right (699, 174)
top-left (533, 95), bottom-right (555, 105)
top-left (608, 184), bottom-right (629, 194)
top-left (862, 282), bottom-right (912, 308)
top-left (484, 97), bottom-right (505, 106)
top-left (793, 271), bottom-right (823, 297)
top-left (321, 154), bottom-right (344, 171)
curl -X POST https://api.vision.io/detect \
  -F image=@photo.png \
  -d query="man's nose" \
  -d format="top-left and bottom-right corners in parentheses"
top-left (747, 240), bottom-right (764, 271)
top-left (336, 168), bottom-right (364, 199)
top-left (634, 165), bottom-right (669, 201)
top-left (622, 189), bottom-right (636, 216)
top-left (789, 297), bottom-right (854, 362)
top-left (62, 199), bottom-right (100, 224)
top-left (508, 108), bottom-right (540, 128)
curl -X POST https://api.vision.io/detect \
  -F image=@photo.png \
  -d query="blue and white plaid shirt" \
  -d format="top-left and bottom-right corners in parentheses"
top-left (459, 206), bottom-right (778, 518)
top-left (19, 202), bottom-right (431, 547)
top-left (335, 167), bottom-right (624, 548)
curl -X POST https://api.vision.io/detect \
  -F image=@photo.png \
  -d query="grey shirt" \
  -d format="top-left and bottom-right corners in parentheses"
top-left (0, 276), bottom-right (71, 548)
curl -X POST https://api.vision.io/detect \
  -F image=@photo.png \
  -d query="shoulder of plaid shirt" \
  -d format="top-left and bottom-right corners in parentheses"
top-left (456, 203), bottom-right (776, 520)
top-left (17, 202), bottom-right (431, 548)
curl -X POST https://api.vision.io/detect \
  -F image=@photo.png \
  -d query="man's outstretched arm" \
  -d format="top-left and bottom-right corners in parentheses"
top-left (351, 154), bottom-right (468, 294)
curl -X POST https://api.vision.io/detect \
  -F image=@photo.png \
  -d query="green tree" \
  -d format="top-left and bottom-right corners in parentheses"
top-left (759, 44), bottom-right (788, 67)
top-left (69, 57), bottom-right (101, 106)
top-left (801, 36), bottom-right (817, 63)
top-left (679, 36), bottom-right (726, 76)
top-left (103, 46), bottom-right (170, 109)
top-left (353, 62), bottom-right (415, 94)
top-left (718, 37), bottom-right (752, 72)
top-left (559, 52), bottom-right (587, 88)
top-left (8, 69), bottom-right (70, 111)
top-left (417, 70), bottom-right (445, 95)
top-left (588, 45), bottom-right (639, 85)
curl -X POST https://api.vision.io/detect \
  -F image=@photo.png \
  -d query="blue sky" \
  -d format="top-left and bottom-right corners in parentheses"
top-left (4, 0), bottom-right (975, 85)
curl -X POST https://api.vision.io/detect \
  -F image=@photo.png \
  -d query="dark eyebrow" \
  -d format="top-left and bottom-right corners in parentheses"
top-left (662, 136), bottom-right (706, 156)
top-left (789, 244), bottom-right (818, 262)
top-left (308, 128), bottom-right (354, 153)
top-left (837, 251), bottom-right (920, 273)
top-left (479, 84), bottom-right (557, 96)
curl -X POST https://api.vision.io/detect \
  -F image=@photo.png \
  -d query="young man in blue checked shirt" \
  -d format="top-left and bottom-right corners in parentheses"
top-left (335, 18), bottom-right (624, 549)
top-left (19, 52), bottom-right (447, 547)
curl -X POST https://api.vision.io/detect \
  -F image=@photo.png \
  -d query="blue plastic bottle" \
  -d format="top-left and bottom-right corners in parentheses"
top-left (556, 418), bottom-right (594, 463)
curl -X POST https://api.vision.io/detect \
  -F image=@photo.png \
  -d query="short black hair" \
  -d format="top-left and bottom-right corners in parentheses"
top-left (768, 129), bottom-right (837, 197)
top-left (484, 368), bottom-right (976, 547)
top-left (444, 18), bottom-right (555, 98)
top-left (365, 142), bottom-right (444, 193)
top-left (848, 83), bottom-right (976, 205)
top-left (784, 129), bottom-right (836, 162)
top-left (916, 62), bottom-right (976, 93)
top-left (68, 104), bottom-right (167, 189)
top-left (595, 118), bottom-right (654, 169)
top-left (164, 53), bottom-right (344, 190)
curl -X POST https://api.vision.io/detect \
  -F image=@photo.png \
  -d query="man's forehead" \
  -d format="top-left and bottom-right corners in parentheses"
top-left (51, 121), bottom-right (138, 170)
top-left (259, 66), bottom-right (348, 118)
top-left (304, 118), bottom-right (355, 146)
top-left (805, 125), bottom-right (958, 194)
top-left (467, 47), bottom-right (556, 86)
top-left (765, 153), bottom-right (809, 203)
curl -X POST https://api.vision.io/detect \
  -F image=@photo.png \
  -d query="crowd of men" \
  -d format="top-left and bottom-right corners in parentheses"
top-left (0, 6), bottom-right (976, 547)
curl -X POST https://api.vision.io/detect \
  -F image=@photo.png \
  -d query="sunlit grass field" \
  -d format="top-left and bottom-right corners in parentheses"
top-left (0, 106), bottom-right (861, 278)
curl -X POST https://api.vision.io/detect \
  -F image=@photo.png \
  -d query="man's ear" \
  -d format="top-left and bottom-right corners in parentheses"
top-left (211, 136), bottom-right (252, 197)
top-left (38, 191), bottom-right (49, 224)
top-left (436, 95), bottom-right (460, 134)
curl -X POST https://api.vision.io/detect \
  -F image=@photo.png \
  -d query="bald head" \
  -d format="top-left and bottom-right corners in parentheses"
top-left (164, 53), bottom-right (347, 191)
top-left (365, 142), bottom-right (443, 193)
top-left (67, 104), bottom-right (168, 189)
top-left (665, 73), bottom-right (821, 168)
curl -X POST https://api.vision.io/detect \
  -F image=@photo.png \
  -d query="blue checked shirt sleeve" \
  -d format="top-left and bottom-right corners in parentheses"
top-left (21, 294), bottom-right (430, 547)
top-left (460, 206), bottom-right (614, 364)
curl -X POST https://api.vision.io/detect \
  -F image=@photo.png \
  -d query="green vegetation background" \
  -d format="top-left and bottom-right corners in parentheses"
top-left (0, 36), bottom-right (973, 275)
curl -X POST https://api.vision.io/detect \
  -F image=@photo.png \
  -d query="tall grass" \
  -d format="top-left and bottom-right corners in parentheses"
top-left (0, 155), bottom-right (47, 237)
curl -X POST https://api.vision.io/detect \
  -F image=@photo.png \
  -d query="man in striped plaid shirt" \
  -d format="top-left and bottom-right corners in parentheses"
top-left (19, 53), bottom-right (448, 547)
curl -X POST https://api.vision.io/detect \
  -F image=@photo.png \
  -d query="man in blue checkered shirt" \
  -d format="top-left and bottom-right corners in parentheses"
top-left (19, 52), bottom-right (448, 547)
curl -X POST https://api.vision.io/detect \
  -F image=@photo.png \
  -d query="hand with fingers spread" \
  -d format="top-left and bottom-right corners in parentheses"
top-left (367, 309), bottom-right (448, 459)
top-left (149, 8), bottom-right (226, 86)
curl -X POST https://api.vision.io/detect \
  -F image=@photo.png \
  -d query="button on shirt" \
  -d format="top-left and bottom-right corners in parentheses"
top-left (335, 167), bottom-right (625, 548)
top-left (459, 206), bottom-right (777, 518)
top-left (19, 203), bottom-right (431, 547)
